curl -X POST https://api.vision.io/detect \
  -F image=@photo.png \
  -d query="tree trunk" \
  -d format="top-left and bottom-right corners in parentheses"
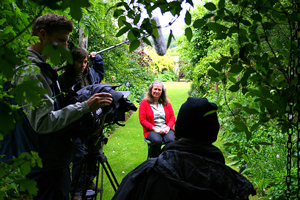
top-left (79, 15), bottom-right (88, 50)
top-left (79, 27), bottom-right (88, 50)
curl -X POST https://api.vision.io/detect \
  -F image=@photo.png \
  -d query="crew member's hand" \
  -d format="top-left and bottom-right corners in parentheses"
top-left (87, 92), bottom-right (112, 112)
top-left (90, 52), bottom-right (97, 58)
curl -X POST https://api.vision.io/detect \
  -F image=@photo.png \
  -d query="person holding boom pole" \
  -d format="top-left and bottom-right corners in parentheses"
top-left (59, 48), bottom-right (105, 199)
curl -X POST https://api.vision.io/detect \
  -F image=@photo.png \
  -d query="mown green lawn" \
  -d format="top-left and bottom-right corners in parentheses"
top-left (100, 81), bottom-right (191, 200)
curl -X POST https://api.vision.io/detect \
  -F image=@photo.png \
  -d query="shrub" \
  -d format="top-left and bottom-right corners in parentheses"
top-left (155, 70), bottom-right (178, 82)
top-left (264, 168), bottom-right (298, 199)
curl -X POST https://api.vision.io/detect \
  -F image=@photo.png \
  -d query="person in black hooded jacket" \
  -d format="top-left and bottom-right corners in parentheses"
top-left (112, 97), bottom-right (256, 200)
top-left (58, 48), bottom-right (105, 199)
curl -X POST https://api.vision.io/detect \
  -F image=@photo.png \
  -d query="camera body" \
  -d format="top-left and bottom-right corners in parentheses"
top-left (64, 84), bottom-right (137, 153)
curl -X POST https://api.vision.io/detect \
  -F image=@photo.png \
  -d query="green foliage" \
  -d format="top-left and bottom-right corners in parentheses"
top-left (145, 47), bottom-right (177, 74)
top-left (43, 43), bottom-right (73, 65)
top-left (115, 68), bottom-right (155, 103)
top-left (155, 71), bottom-right (178, 82)
top-left (264, 168), bottom-right (299, 199)
top-left (176, 6), bottom-right (214, 82)
top-left (200, 0), bottom-right (299, 144)
top-left (179, 0), bottom-right (300, 198)
top-left (0, 152), bottom-right (42, 199)
top-left (111, 0), bottom-right (193, 52)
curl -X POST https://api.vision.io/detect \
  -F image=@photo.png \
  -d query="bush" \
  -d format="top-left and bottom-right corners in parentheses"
top-left (155, 71), bottom-right (178, 82)
top-left (0, 152), bottom-right (42, 199)
top-left (264, 168), bottom-right (298, 199)
top-left (196, 82), bottom-right (298, 199)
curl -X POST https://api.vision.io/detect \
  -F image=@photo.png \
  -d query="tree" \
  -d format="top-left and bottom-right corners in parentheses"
top-left (145, 47), bottom-right (176, 73)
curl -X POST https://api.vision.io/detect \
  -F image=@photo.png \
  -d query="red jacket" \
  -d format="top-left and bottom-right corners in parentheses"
top-left (139, 99), bottom-right (175, 138)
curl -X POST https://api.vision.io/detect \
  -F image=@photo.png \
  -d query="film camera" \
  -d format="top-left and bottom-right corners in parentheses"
top-left (64, 83), bottom-right (137, 153)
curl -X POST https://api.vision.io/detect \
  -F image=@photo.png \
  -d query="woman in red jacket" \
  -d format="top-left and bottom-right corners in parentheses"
top-left (139, 80), bottom-right (176, 157)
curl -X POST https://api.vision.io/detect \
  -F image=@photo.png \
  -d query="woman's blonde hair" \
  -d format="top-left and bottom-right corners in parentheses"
top-left (144, 80), bottom-right (169, 105)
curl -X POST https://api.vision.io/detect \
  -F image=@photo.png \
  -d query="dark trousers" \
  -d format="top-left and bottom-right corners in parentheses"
top-left (146, 130), bottom-right (175, 158)
top-left (71, 138), bottom-right (98, 196)
top-left (27, 167), bottom-right (71, 200)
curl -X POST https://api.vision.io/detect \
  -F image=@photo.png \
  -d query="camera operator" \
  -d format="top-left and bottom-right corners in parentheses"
top-left (58, 48), bottom-right (105, 199)
top-left (0, 13), bottom-right (112, 200)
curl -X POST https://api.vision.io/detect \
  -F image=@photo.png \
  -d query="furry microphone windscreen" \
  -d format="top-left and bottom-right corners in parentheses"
top-left (151, 16), bottom-right (166, 56)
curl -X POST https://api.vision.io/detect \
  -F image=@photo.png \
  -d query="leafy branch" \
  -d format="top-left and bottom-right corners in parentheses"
top-left (0, 7), bottom-right (45, 49)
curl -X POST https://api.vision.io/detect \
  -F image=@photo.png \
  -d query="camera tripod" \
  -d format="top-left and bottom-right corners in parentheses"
top-left (71, 106), bottom-right (119, 200)
top-left (71, 149), bottom-right (119, 200)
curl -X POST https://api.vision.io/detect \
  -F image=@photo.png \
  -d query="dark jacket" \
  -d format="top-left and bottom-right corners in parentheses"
top-left (58, 54), bottom-right (105, 92)
top-left (57, 55), bottom-right (105, 140)
top-left (112, 140), bottom-right (256, 200)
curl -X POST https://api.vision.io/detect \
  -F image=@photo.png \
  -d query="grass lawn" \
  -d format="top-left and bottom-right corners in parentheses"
top-left (99, 81), bottom-right (191, 199)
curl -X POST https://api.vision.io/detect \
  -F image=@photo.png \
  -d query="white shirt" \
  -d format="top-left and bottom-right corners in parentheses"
top-left (150, 103), bottom-right (166, 129)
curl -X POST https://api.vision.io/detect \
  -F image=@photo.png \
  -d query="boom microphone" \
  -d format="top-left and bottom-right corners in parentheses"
top-left (151, 16), bottom-right (167, 56)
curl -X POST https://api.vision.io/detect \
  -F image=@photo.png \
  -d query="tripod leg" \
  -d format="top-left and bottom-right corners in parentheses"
top-left (105, 160), bottom-right (120, 188)
top-left (71, 162), bottom-right (85, 199)
top-left (99, 162), bottom-right (104, 200)
top-left (83, 159), bottom-right (99, 200)
top-left (101, 160), bottom-right (118, 192)
top-left (82, 164), bottom-right (88, 200)
top-left (92, 159), bottom-right (101, 200)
